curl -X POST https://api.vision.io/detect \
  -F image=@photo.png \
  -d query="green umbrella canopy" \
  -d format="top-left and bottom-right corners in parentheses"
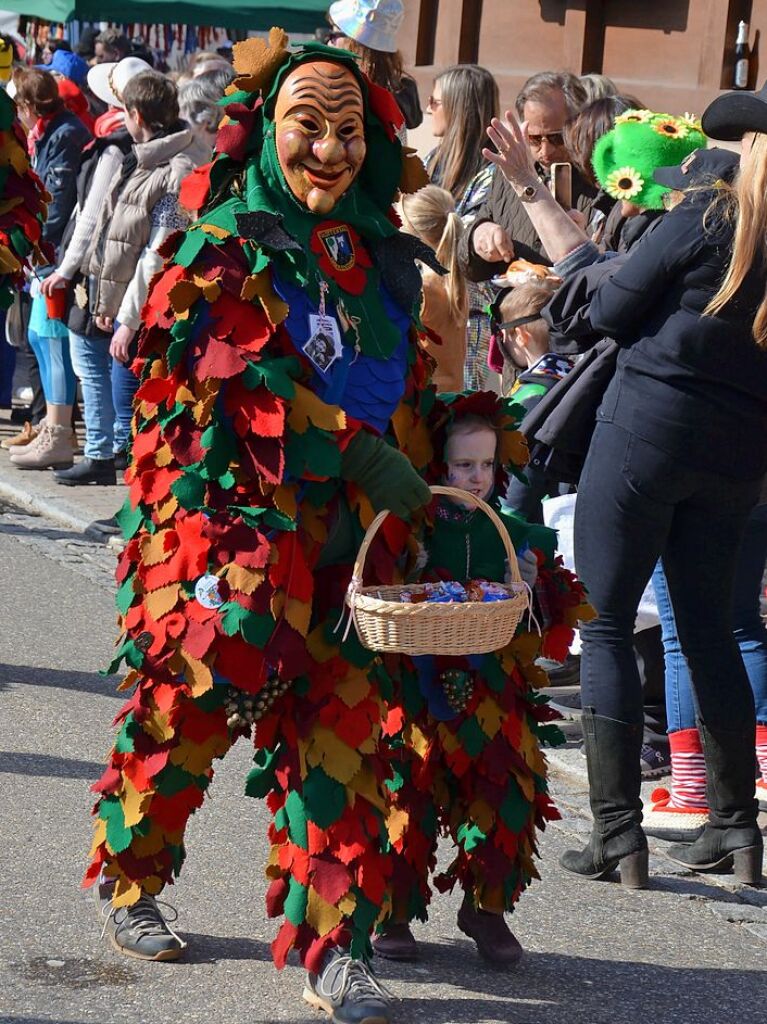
top-left (2, 0), bottom-right (326, 33)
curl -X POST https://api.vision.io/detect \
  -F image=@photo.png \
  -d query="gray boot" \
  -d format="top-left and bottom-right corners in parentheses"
top-left (95, 877), bottom-right (186, 961)
top-left (303, 947), bottom-right (393, 1024)
top-left (559, 708), bottom-right (648, 888)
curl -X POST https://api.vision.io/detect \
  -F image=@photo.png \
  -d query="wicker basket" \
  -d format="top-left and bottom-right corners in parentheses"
top-left (344, 485), bottom-right (530, 656)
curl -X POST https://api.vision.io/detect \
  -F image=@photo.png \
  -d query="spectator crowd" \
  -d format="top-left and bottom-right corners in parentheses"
top-left (2, 1), bottom-right (767, 1021)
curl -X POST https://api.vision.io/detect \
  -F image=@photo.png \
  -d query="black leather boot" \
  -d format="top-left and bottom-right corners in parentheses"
top-left (54, 456), bottom-right (117, 486)
top-left (560, 709), bottom-right (649, 888)
top-left (666, 719), bottom-right (763, 883)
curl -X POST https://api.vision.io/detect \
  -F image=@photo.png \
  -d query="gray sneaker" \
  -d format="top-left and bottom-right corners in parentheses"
top-left (303, 947), bottom-right (393, 1024)
top-left (96, 878), bottom-right (186, 961)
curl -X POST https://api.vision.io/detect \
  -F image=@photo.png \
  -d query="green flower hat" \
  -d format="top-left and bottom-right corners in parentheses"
top-left (592, 109), bottom-right (707, 210)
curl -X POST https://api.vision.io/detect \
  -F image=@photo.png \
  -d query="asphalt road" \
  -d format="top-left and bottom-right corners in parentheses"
top-left (1, 510), bottom-right (766, 1024)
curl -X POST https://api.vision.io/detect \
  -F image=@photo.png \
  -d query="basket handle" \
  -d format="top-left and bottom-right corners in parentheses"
top-left (350, 485), bottom-right (522, 586)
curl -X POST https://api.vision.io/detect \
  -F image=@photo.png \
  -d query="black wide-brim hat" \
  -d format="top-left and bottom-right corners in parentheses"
top-left (653, 146), bottom-right (739, 190)
top-left (702, 82), bottom-right (767, 140)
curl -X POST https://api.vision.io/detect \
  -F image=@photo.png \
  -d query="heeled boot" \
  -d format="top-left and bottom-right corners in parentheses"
top-left (560, 708), bottom-right (649, 888)
top-left (666, 719), bottom-right (763, 883)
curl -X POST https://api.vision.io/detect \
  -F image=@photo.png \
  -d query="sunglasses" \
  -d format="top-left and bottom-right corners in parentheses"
top-left (527, 131), bottom-right (565, 148)
top-left (427, 95), bottom-right (442, 109)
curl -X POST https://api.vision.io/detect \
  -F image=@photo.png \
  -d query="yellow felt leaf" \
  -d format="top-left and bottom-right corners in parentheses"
top-left (89, 817), bottom-right (107, 857)
top-left (348, 765), bottom-right (386, 813)
top-left (300, 501), bottom-right (328, 544)
top-left (273, 484), bottom-right (298, 520)
top-left (168, 279), bottom-right (201, 314)
top-left (121, 777), bottom-right (154, 828)
top-left (305, 726), bottom-right (362, 784)
top-left (140, 529), bottom-right (172, 567)
top-left (338, 892), bottom-right (357, 917)
top-left (117, 668), bottom-right (140, 692)
top-left (271, 588), bottom-right (285, 620)
top-left (307, 625), bottom-right (338, 664)
top-left (335, 668), bottom-right (371, 709)
top-left (468, 798), bottom-right (495, 834)
top-left (288, 383), bottom-right (346, 434)
top-left (171, 733), bottom-right (229, 775)
top-left (398, 148), bottom-right (431, 195)
top-left (131, 828), bottom-right (167, 857)
top-left (175, 384), bottom-right (195, 405)
top-left (265, 843), bottom-right (282, 879)
top-left (154, 443), bottom-right (173, 468)
top-left (193, 274), bottom-right (222, 303)
top-left (306, 886), bottom-right (343, 935)
top-left (194, 221), bottom-right (230, 240)
top-left (142, 875), bottom-right (164, 896)
top-left (144, 707), bottom-right (175, 744)
top-left (9, 141), bottom-right (30, 175)
top-left (182, 652), bottom-right (213, 697)
top-left (386, 807), bottom-right (409, 846)
top-left (499, 427), bottom-right (529, 472)
top-left (391, 400), bottom-right (433, 468)
top-left (436, 724), bottom-right (459, 755)
top-left (407, 723), bottom-right (429, 759)
top-left (241, 271), bottom-right (289, 325)
top-left (0, 196), bottom-right (21, 216)
top-left (156, 495), bottom-right (179, 524)
top-left (475, 696), bottom-right (504, 739)
top-left (0, 244), bottom-right (20, 273)
top-left (284, 596), bottom-right (311, 637)
top-left (232, 28), bottom-right (290, 86)
top-left (192, 376), bottom-right (220, 426)
top-left (225, 563), bottom-right (266, 594)
top-left (111, 877), bottom-right (143, 909)
top-left (507, 633), bottom-right (540, 668)
top-left (145, 583), bottom-right (180, 620)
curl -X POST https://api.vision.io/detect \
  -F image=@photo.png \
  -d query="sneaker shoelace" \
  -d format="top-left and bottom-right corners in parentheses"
top-left (325, 956), bottom-right (394, 1005)
top-left (100, 893), bottom-right (187, 949)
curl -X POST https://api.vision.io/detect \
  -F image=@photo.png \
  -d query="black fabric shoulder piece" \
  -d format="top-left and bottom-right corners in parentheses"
top-left (369, 232), bottom-right (446, 312)
top-left (234, 211), bottom-right (302, 251)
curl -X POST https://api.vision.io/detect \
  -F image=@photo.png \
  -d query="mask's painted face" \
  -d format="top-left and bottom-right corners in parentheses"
top-left (274, 60), bottom-right (366, 215)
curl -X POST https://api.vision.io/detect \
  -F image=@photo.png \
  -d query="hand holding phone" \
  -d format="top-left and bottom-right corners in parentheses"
top-left (550, 161), bottom-right (573, 209)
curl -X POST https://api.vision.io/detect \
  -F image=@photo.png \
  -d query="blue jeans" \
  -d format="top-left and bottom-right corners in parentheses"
top-left (0, 312), bottom-right (14, 407)
top-left (69, 331), bottom-right (116, 460)
top-left (111, 351), bottom-right (139, 453)
top-left (576, 422), bottom-right (759, 735)
top-left (654, 503), bottom-right (767, 731)
top-left (27, 328), bottom-right (76, 406)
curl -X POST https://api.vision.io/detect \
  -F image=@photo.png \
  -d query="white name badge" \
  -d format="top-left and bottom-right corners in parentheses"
top-left (305, 313), bottom-right (343, 372)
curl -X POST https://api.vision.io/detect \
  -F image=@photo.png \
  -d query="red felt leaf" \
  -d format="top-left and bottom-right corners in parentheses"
top-left (214, 633), bottom-right (268, 691)
top-left (90, 766), bottom-right (121, 795)
top-left (195, 336), bottom-right (248, 380)
top-left (150, 786), bottom-right (205, 832)
top-left (179, 162), bottom-right (213, 216)
top-left (269, 533), bottom-right (314, 602)
top-left (364, 77), bottom-right (405, 141)
top-left (357, 852), bottom-right (387, 906)
top-left (239, 435), bottom-right (285, 486)
top-left (265, 877), bottom-right (289, 918)
top-left (144, 264), bottom-right (186, 326)
top-left (179, 700), bottom-right (227, 744)
top-left (138, 466), bottom-right (183, 505)
top-left (271, 921), bottom-right (299, 970)
top-left (181, 617), bottom-right (218, 660)
top-left (309, 857), bottom-right (351, 906)
top-left (136, 375), bottom-right (176, 407)
top-left (209, 291), bottom-right (271, 352)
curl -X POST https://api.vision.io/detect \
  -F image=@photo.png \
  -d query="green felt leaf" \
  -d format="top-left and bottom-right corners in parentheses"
top-left (231, 505), bottom-right (296, 532)
top-left (167, 317), bottom-right (195, 370)
top-left (174, 230), bottom-right (208, 268)
top-left (240, 612), bottom-right (275, 647)
top-left (285, 789), bottom-right (309, 849)
top-left (201, 424), bottom-right (236, 481)
top-left (169, 842), bottom-right (185, 875)
top-left (349, 891), bottom-right (378, 960)
top-left (480, 654), bottom-right (508, 694)
top-left (155, 762), bottom-right (201, 797)
top-left (303, 767), bottom-right (347, 830)
top-left (457, 822), bottom-right (486, 853)
top-left (283, 877), bottom-right (308, 927)
top-left (218, 470), bottom-right (236, 491)
top-left (219, 602), bottom-right (248, 637)
top-left (195, 686), bottom-right (227, 713)
top-left (171, 471), bottom-right (207, 511)
top-left (116, 574), bottom-right (136, 617)
top-left (245, 747), bottom-right (279, 799)
top-left (499, 781), bottom-right (529, 834)
top-left (302, 480), bottom-right (337, 508)
top-left (242, 357), bottom-right (298, 400)
top-left (274, 806), bottom-right (288, 833)
top-left (9, 226), bottom-right (31, 259)
top-left (114, 713), bottom-right (137, 754)
top-left (263, 508), bottom-right (296, 531)
top-left (157, 400), bottom-right (186, 428)
top-left (116, 498), bottom-right (144, 540)
top-left (457, 716), bottom-right (488, 759)
top-left (100, 797), bottom-right (133, 854)
top-left (106, 637), bottom-right (144, 675)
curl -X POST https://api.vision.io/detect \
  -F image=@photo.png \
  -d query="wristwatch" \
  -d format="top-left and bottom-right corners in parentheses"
top-left (515, 182), bottom-right (538, 203)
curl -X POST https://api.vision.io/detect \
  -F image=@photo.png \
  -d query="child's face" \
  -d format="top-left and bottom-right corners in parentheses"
top-left (444, 426), bottom-right (497, 508)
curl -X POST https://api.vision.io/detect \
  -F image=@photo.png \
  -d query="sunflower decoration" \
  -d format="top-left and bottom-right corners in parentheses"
top-left (592, 108), bottom-right (707, 210)
top-left (651, 115), bottom-right (689, 140)
top-left (604, 166), bottom-right (645, 201)
top-left (679, 112), bottom-right (704, 133)
top-left (615, 108), bottom-right (655, 125)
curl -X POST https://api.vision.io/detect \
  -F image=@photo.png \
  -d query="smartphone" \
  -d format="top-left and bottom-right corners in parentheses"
top-left (550, 161), bottom-right (573, 209)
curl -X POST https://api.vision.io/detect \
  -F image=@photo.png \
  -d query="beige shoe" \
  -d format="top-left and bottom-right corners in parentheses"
top-left (1, 421), bottom-right (40, 450)
top-left (11, 422), bottom-right (74, 470)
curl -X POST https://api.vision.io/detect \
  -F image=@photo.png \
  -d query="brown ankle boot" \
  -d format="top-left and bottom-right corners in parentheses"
top-left (2, 420), bottom-right (41, 450)
top-left (11, 423), bottom-right (74, 470)
top-left (457, 899), bottom-right (523, 966)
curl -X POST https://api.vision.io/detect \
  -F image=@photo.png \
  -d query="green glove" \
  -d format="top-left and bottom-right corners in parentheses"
top-left (340, 431), bottom-right (431, 519)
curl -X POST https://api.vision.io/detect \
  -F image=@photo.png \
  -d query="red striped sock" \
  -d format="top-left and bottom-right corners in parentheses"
top-left (756, 724), bottom-right (767, 782)
top-left (669, 727), bottom-right (708, 809)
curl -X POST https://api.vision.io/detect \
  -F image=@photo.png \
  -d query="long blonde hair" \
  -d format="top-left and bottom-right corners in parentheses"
top-left (704, 132), bottom-right (767, 347)
top-left (400, 185), bottom-right (468, 323)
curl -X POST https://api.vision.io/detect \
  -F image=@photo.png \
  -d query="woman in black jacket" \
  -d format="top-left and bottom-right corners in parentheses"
top-left (483, 95), bottom-right (767, 886)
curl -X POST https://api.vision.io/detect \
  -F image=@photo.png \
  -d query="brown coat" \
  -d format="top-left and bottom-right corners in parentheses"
top-left (85, 128), bottom-right (209, 318)
top-left (419, 266), bottom-right (467, 392)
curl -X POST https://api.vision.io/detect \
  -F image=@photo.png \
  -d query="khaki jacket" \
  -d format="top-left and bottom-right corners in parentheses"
top-left (86, 128), bottom-right (208, 318)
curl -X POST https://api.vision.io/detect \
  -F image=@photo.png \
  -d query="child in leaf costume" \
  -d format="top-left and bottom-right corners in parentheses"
top-left (372, 392), bottom-right (591, 964)
top-left (84, 30), bottom-right (457, 1019)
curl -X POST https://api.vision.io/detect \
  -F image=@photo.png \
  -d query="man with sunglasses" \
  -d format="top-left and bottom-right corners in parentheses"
top-left (460, 71), bottom-right (603, 280)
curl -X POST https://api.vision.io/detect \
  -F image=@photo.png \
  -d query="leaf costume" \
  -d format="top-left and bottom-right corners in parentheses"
top-left (376, 392), bottom-right (592, 924)
top-left (84, 33), bottom-right (442, 972)
top-left (0, 87), bottom-right (51, 307)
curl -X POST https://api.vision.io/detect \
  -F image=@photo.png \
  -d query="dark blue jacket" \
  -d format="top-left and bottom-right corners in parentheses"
top-left (590, 191), bottom-right (767, 480)
top-left (32, 109), bottom-right (92, 252)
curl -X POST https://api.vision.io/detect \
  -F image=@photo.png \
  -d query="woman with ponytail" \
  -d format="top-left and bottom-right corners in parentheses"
top-left (482, 92), bottom-right (767, 886)
top-left (401, 185), bottom-right (468, 392)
